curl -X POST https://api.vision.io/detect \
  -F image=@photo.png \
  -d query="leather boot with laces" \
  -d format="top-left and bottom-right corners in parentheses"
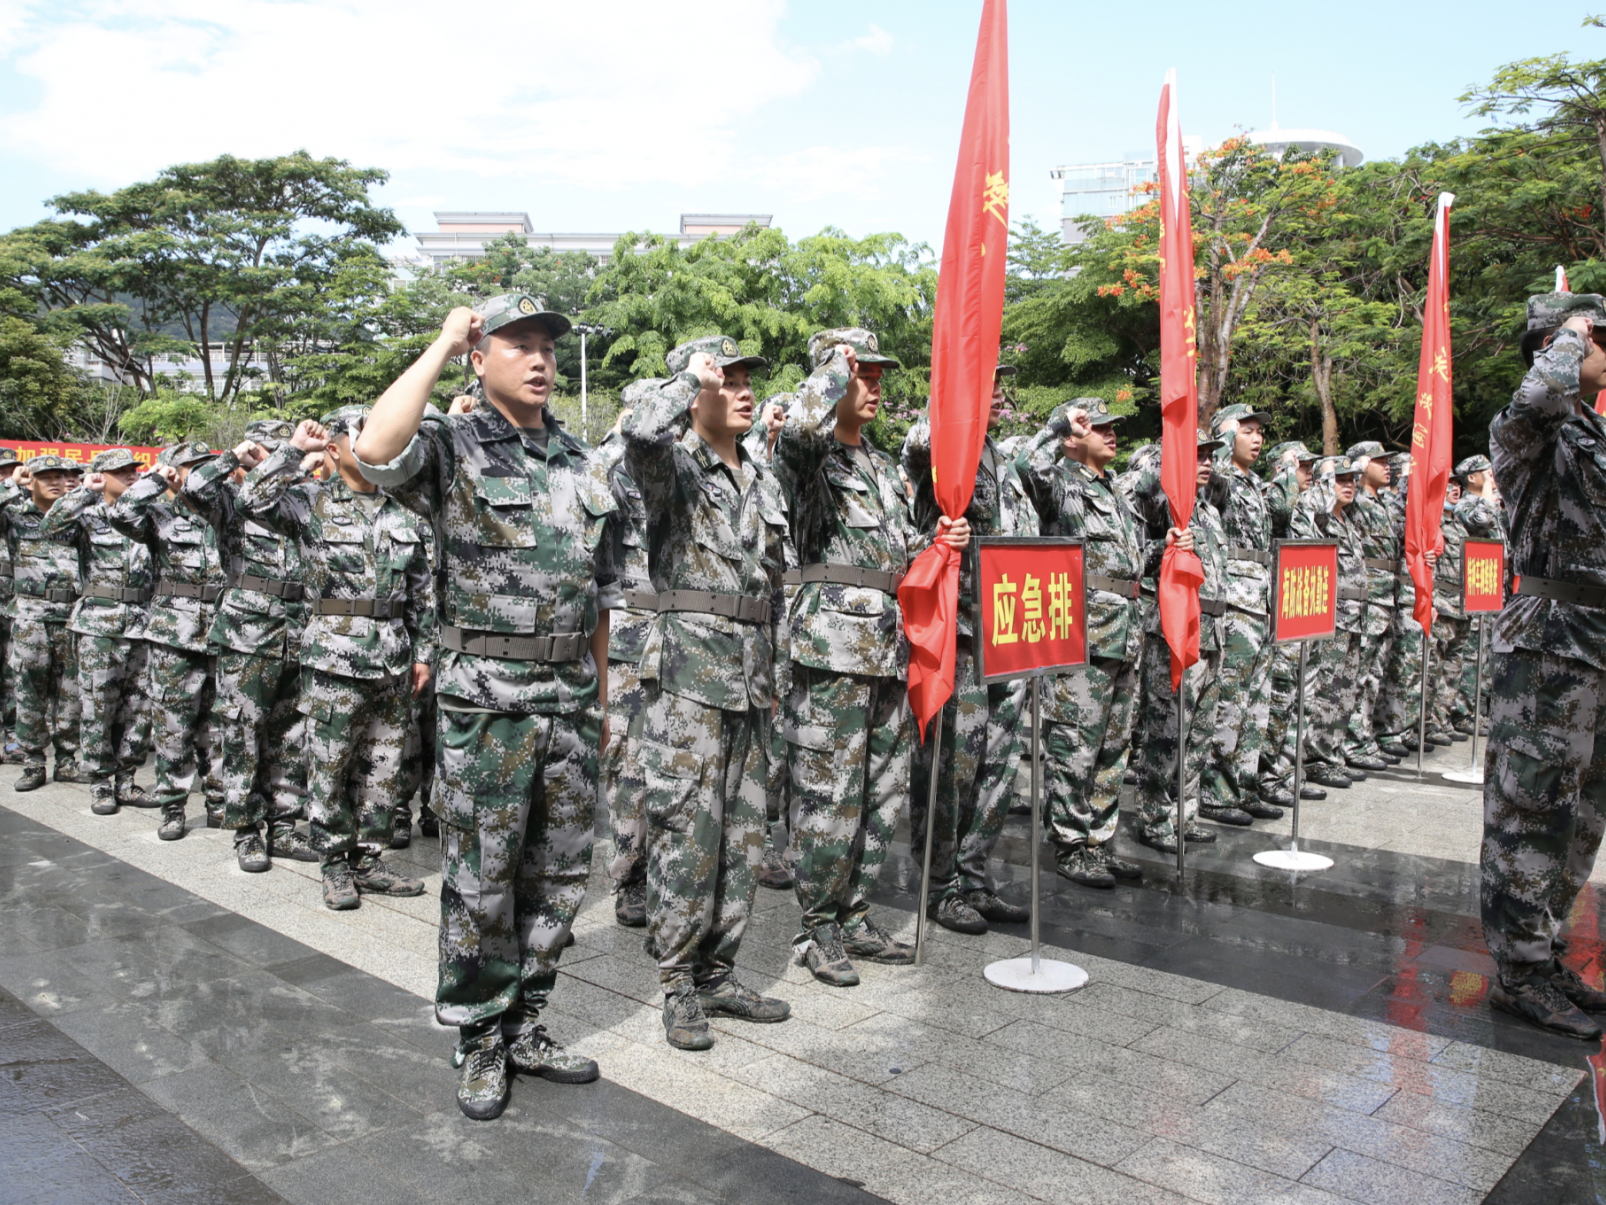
top-left (1550, 961), bottom-right (1606, 1013)
top-left (53, 758), bottom-right (84, 783)
top-left (929, 894), bottom-right (987, 935)
top-left (962, 888), bottom-right (1029, 925)
top-left (614, 880), bottom-right (647, 928)
top-left (843, 916), bottom-right (916, 963)
top-left (321, 859), bottom-right (360, 910)
top-left (157, 806), bottom-right (187, 841)
top-left (697, 973), bottom-right (790, 1023)
top-left (757, 846), bottom-right (794, 890)
top-left (352, 852), bottom-right (424, 896)
top-left (1200, 803), bottom-right (1253, 826)
top-left (803, 923), bottom-right (860, 987)
top-left (269, 825), bottom-right (320, 863)
top-left (508, 1025), bottom-right (600, 1081)
top-left (1490, 968), bottom-right (1602, 1040)
top-left (389, 810), bottom-right (412, 850)
top-left (1304, 763), bottom-right (1352, 788)
top-left (90, 780), bottom-right (118, 816)
top-left (663, 985), bottom-right (714, 1050)
top-left (456, 1032), bottom-right (511, 1120)
top-left (1094, 844), bottom-right (1144, 881)
top-left (117, 775), bottom-right (156, 807)
top-left (13, 763), bottom-right (46, 792)
top-left (1056, 845), bottom-right (1114, 889)
top-left (1242, 798), bottom-right (1284, 820)
top-left (235, 831), bottom-right (269, 873)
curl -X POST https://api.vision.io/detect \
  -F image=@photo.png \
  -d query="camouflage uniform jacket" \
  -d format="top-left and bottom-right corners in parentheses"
top-left (1017, 427), bottom-right (1145, 662)
top-left (0, 489), bottom-right (82, 623)
top-left (183, 449), bottom-right (310, 660)
top-left (0, 480), bottom-right (13, 606)
top-left (1387, 488), bottom-right (1419, 619)
top-left (1432, 498), bottom-right (1470, 621)
top-left (738, 414), bottom-right (800, 701)
top-left (40, 486), bottom-right (151, 640)
top-left (622, 373), bottom-right (786, 711)
top-left (1456, 493), bottom-right (1505, 542)
top-left (1288, 499), bottom-right (1368, 635)
top-left (1265, 468), bottom-right (1301, 539)
top-left (594, 434), bottom-right (655, 665)
top-left (1489, 327), bottom-right (1606, 668)
top-left (775, 352), bottom-right (914, 678)
top-left (353, 405), bottom-right (617, 713)
top-left (108, 474), bottom-right (225, 654)
top-left (1212, 460), bottom-right (1274, 616)
top-left (902, 416), bottom-right (1038, 640)
top-left (1348, 491), bottom-right (1398, 633)
top-left (1121, 461), bottom-right (1228, 652)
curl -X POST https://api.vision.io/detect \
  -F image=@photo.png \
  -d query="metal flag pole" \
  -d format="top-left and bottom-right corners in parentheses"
top-left (1175, 683), bottom-right (1187, 876)
top-left (1254, 639), bottom-right (1332, 871)
top-left (913, 722), bottom-right (943, 967)
top-left (1416, 629), bottom-right (1433, 777)
top-left (1443, 615), bottom-right (1488, 785)
top-left (984, 673), bottom-right (1087, 993)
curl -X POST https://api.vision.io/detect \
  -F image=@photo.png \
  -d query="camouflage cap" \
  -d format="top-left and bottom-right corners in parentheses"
top-left (22, 454), bottom-right (74, 474)
top-left (320, 406), bottom-right (370, 437)
top-left (666, 335), bottom-right (768, 377)
top-left (89, 448), bottom-right (139, 472)
top-left (1077, 397), bottom-right (1126, 427)
top-left (1212, 403), bottom-right (1273, 434)
top-left (1314, 454), bottom-right (1359, 478)
top-left (478, 292), bottom-right (572, 340)
top-left (1455, 454), bottom-right (1492, 479)
top-left (994, 363), bottom-right (1018, 378)
top-left (157, 441), bottom-right (216, 469)
top-left (1266, 440), bottom-right (1318, 466)
top-left (244, 418), bottom-right (294, 450)
top-left (0, 447), bottom-right (19, 469)
top-left (1197, 431), bottom-right (1225, 453)
top-left (1527, 291), bottom-right (1606, 332)
top-left (1345, 440), bottom-right (1391, 462)
top-left (807, 327), bottom-right (900, 370)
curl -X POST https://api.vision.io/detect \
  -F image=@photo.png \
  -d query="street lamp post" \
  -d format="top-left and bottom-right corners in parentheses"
top-left (571, 323), bottom-right (614, 441)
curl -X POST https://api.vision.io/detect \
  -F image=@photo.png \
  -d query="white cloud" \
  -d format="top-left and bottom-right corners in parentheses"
top-left (0, 0), bottom-right (828, 189)
top-left (851, 23), bottom-right (893, 57)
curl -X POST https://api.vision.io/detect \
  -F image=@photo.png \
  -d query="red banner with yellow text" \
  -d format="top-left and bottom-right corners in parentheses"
top-left (1273, 541), bottom-right (1339, 644)
top-left (1463, 540), bottom-right (1505, 614)
top-left (1405, 192), bottom-right (1455, 637)
top-left (1, 440), bottom-right (161, 468)
top-left (975, 539), bottom-right (1086, 682)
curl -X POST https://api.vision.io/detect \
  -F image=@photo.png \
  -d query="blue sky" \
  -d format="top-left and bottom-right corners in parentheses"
top-left (0, 0), bottom-right (1595, 255)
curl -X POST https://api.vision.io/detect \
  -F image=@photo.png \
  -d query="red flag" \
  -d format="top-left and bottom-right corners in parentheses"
top-left (898, 0), bottom-right (1009, 737)
top-left (1155, 70), bottom-right (1206, 691)
top-left (1405, 192), bottom-right (1455, 635)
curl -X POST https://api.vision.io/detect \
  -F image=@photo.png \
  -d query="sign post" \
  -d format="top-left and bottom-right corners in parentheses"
top-left (1443, 539), bottom-right (1504, 786)
top-left (974, 537), bottom-right (1088, 994)
top-left (1253, 540), bottom-right (1339, 873)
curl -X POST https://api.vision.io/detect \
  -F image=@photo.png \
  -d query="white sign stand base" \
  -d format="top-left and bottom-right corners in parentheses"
top-left (984, 956), bottom-right (1088, 994)
top-left (1441, 767), bottom-right (1485, 785)
top-left (1253, 848), bottom-right (1334, 872)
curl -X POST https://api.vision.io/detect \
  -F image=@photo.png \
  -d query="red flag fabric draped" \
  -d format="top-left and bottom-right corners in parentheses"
top-left (1155, 70), bottom-right (1206, 691)
top-left (1405, 192), bottom-right (1456, 636)
top-left (898, 0), bottom-right (1009, 738)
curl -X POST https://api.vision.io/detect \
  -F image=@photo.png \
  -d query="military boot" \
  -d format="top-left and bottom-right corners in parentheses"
top-left (663, 984), bottom-right (714, 1050)
top-left (234, 831), bottom-right (269, 873)
top-left (1242, 798), bottom-right (1285, 821)
top-left (1138, 824), bottom-right (1181, 855)
top-left (53, 758), bottom-right (84, 783)
top-left (613, 880), bottom-right (647, 928)
top-left (352, 853), bottom-right (424, 897)
top-left (455, 1031), bottom-right (510, 1120)
top-left (157, 806), bottom-right (187, 841)
top-left (1095, 844), bottom-right (1144, 881)
top-left (757, 846), bottom-right (794, 890)
top-left (803, 923), bottom-right (860, 987)
top-left (116, 773), bottom-right (156, 808)
top-left (507, 1025), bottom-right (600, 1081)
top-left (1345, 755), bottom-right (1387, 774)
top-left (1056, 845), bottom-right (1114, 889)
top-left (1299, 783), bottom-right (1327, 800)
top-left (1490, 969), bottom-right (1601, 1040)
top-left (90, 779), bottom-right (118, 815)
top-left (962, 887), bottom-right (1029, 925)
top-left (842, 916), bottom-right (915, 964)
top-left (389, 809), bottom-right (412, 850)
top-left (204, 795), bottom-right (225, 828)
top-left (1550, 962), bottom-right (1606, 1013)
top-left (268, 823), bottom-right (320, 863)
top-left (1, 737), bottom-right (24, 765)
top-left (14, 762), bottom-right (47, 792)
top-left (321, 858), bottom-right (360, 910)
top-left (697, 973), bottom-right (791, 1023)
top-left (1377, 739), bottom-right (1410, 759)
top-left (1304, 763), bottom-right (1352, 788)
top-left (1199, 803), bottom-right (1253, 826)
top-left (929, 894), bottom-right (987, 935)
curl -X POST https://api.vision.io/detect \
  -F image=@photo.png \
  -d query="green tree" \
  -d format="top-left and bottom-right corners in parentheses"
top-left (0, 315), bottom-right (87, 440)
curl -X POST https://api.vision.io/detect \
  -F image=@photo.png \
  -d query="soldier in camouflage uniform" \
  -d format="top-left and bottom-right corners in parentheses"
top-left (1427, 483), bottom-right (1473, 744)
top-left (1476, 291), bottom-right (1606, 1039)
top-left (2, 455), bottom-right (84, 790)
top-left (40, 450), bottom-right (152, 812)
top-left (184, 419), bottom-right (319, 870)
top-left (1453, 454), bottom-right (1502, 729)
top-left (1017, 399), bottom-right (1148, 888)
top-left (1375, 463), bottom-right (1436, 753)
top-left (1341, 440), bottom-right (1406, 771)
top-left (0, 448), bottom-right (19, 762)
top-left (1201, 405), bottom-right (1288, 824)
top-left (902, 363), bottom-right (1032, 933)
top-left (1123, 434), bottom-right (1227, 851)
top-left (619, 334), bottom-right (791, 1046)
top-left (110, 443), bottom-right (225, 838)
top-left (354, 297), bottom-right (611, 1118)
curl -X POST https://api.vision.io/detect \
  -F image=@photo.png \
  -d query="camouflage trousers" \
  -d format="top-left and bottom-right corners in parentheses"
top-left (1134, 639), bottom-right (1222, 836)
top-left (603, 659), bottom-right (649, 889)
top-left (1377, 616), bottom-right (1426, 739)
top-left (1258, 640), bottom-right (1303, 797)
top-left (398, 680), bottom-right (437, 824)
top-left (633, 684), bottom-right (765, 986)
top-left (1204, 607), bottom-right (1273, 810)
top-left (10, 608), bottom-right (79, 765)
top-left (217, 651), bottom-right (305, 833)
top-left (909, 643), bottom-right (988, 904)
top-left (1344, 619), bottom-right (1395, 759)
top-left (0, 614), bottom-right (14, 734)
top-left (1268, 631), bottom-right (1363, 784)
top-left (144, 644), bottom-right (217, 810)
top-left (76, 634), bottom-right (149, 782)
top-left (1429, 616), bottom-right (1473, 735)
top-left (299, 667), bottom-right (408, 859)
top-left (435, 705), bottom-right (599, 1036)
top-left (966, 676), bottom-right (1030, 891)
top-left (1043, 652), bottom-right (1140, 851)
top-left (1481, 648), bottom-right (1606, 971)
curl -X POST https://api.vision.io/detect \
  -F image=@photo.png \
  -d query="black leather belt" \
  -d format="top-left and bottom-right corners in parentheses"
top-left (85, 584), bottom-right (152, 603)
top-left (441, 624), bottom-right (587, 662)
top-left (1229, 547), bottom-right (1271, 566)
top-left (783, 564), bottom-right (904, 594)
top-left (1338, 586), bottom-right (1368, 602)
top-left (621, 589), bottom-right (659, 610)
top-left (233, 573), bottom-right (306, 600)
top-left (1364, 557), bottom-right (1395, 571)
top-left (156, 581), bottom-right (223, 602)
top-left (654, 589), bottom-right (772, 625)
top-left (15, 584), bottom-right (78, 603)
top-left (1517, 575), bottom-right (1606, 608)
top-left (1199, 598), bottom-right (1227, 616)
top-left (315, 597), bottom-right (403, 618)
top-left (1087, 574), bottom-right (1141, 599)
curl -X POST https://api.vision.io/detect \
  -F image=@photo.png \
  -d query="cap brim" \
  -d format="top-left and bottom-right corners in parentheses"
top-left (715, 354), bottom-right (769, 373)
top-left (857, 353), bottom-right (900, 368)
top-left (1197, 439), bottom-right (1225, 453)
top-left (1090, 416), bottom-right (1126, 427)
top-left (994, 364), bottom-right (1017, 377)
top-left (1240, 410), bottom-right (1273, 425)
top-left (491, 312), bottom-right (573, 339)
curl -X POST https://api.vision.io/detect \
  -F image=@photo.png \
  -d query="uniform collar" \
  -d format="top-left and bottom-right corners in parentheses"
top-left (470, 402), bottom-right (576, 459)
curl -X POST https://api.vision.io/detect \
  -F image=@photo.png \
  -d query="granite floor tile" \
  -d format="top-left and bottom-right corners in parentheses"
top-left (48, 1000), bottom-right (213, 1086)
top-left (257, 1144), bottom-right (434, 1205)
top-left (1113, 1135), bottom-right (1355, 1205)
top-left (1426, 1039), bottom-right (1588, 1095)
top-left (1369, 1089), bottom-right (1546, 1156)
top-left (138, 1062), bottom-right (341, 1173)
top-left (1300, 1146), bottom-right (1481, 1205)
top-left (757, 1114), bottom-right (922, 1202)
top-left (932, 1125), bottom-right (1192, 1205)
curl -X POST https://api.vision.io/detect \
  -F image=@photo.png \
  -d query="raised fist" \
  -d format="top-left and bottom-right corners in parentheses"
top-left (440, 307), bottom-right (485, 358)
top-left (291, 420), bottom-right (328, 454)
top-left (686, 352), bottom-right (724, 394)
top-left (85, 472), bottom-right (106, 492)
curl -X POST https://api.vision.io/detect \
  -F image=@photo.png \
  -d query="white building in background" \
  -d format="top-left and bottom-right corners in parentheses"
top-left (65, 344), bottom-right (272, 393)
top-left (411, 212), bottom-right (774, 267)
top-left (1050, 125), bottom-right (1362, 245)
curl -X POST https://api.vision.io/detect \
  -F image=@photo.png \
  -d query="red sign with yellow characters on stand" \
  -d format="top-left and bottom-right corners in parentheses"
top-left (974, 538), bottom-right (1086, 683)
top-left (1463, 540), bottom-right (1505, 614)
top-left (1273, 540), bottom-right (1339, 644)
top-left (0, 440), bottom-right (162, 468)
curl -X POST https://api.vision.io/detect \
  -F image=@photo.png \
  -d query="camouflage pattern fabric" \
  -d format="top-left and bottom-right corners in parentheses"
top-left (397, 676), bottom-right (437, 825)
top-left (108, 473), bottom-right (225, 655)
top-left (1342, 488), bottom-right (1399, 759)
top-left (964, 676), bottom-right (1029, 890)
top-left (144, 644), bottom-right (218, 809)
top-left (1258, 640), bottom-right (1304, 797)
top-left (435, 706), bottom-right (599, 1036)
top-left (908, 645), bottom-right (988, 905)
top-left (8, 607), bottom-right (79, 767)
top-left (0, 617), bottom-right (14, 742)
top-left (216, 650), bottom-right (306, 831)
top-left (627, 683), bottom-right (764, 984)
top-left (300, 667), bottom-right (410, 858)
top-left (1042, 655), bottom-right (1141, 849)
top-left (603, 658), bottom-right (648, 888)
top-left (75, 636), bottom-right (148, 782)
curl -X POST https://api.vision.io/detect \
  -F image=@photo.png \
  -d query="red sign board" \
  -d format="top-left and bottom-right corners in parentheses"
top-left (1273, 540), bottom-right (1339, 644)
top-left (1463, 539), bottom-right (1505, 613)
top-left (975, 538), bottom-right (1086, 683)
top-left (1, 440), bottom-right (162, 468)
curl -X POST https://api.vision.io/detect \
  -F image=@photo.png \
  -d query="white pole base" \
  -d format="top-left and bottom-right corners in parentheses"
top-left (1254, 849), bottom-right (1334, 871)
top-left (1441, 768), bottom-right (1485, 785)
top-left (984, 956), bottom-right (1087, 994)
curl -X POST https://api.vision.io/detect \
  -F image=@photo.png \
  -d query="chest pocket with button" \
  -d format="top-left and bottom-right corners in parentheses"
top-left (471, 474), bottom-right (538, 549)
top-left (164, 521), bottom-right (206, 573)
top-left (319, 514), bottom-right (369, 581)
